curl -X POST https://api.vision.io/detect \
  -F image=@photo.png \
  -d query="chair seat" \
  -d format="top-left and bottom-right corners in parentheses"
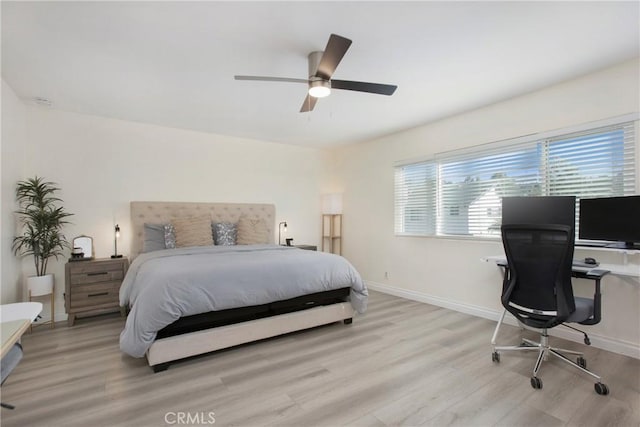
top-left (566, 297), bottom-right (594, 323)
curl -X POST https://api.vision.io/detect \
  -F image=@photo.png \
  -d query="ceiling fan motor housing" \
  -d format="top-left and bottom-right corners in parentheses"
top-left (308, 51), bottom-right (324, 77)
top-left (308, 51), bottom-right (331, 98)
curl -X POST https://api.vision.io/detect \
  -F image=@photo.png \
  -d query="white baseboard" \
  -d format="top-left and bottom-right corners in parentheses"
top-left (367, 281), bottom-right (640, 360)
top-left (54, 312), bottom-right (68, 323)
top-left (31, 311), bottom-right (68, 326)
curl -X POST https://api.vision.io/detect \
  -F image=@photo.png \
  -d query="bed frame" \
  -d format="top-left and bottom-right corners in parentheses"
top-left (129, 201), bottom-right (355, 372)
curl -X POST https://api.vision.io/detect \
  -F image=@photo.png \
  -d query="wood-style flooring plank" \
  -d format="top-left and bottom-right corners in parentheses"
top-left (1, 290), bottom-right (638, 427)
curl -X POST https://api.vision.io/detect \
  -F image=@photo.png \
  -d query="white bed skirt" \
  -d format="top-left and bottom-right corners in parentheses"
top-left (146, 302), bottom-right (355, 367)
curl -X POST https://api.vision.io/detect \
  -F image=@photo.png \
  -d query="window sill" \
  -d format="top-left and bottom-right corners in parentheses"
top-left (394, 233), bottom-right (501, 243)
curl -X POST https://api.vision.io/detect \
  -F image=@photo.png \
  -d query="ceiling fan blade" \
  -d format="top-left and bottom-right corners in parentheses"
top-left (331, 79), bottom-right (397, 96)
top-left (315, 34), bottom-right (352, 80)
top-left (299, 95), bottom-right (318, 113)
top-left (234, 75), bottom-right (308, 84)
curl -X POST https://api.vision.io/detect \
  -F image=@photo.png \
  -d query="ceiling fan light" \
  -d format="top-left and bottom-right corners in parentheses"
top-left (309, 80), bottom-right (331, 98)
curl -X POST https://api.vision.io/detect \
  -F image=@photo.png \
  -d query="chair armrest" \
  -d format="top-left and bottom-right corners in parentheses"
top-left (578, 269), bottom-right (609, 326)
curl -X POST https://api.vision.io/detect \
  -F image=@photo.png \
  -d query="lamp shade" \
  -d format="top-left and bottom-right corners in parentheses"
top-left (322, 193), bottom-right (343, 215)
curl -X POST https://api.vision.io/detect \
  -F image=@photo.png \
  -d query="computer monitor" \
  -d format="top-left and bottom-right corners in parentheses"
top-left (502, 196), bottom-right (576, 239)
top-left (578, 196), bottom-right (640, 249)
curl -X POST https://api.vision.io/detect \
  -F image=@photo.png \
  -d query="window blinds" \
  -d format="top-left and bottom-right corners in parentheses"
top-left (395, 120), bottom-right (636, 237)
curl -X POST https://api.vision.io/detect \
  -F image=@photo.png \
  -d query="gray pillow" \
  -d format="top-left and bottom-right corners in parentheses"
top-left (213, 222), bottom-right (237, 246)
top-left (142, 223), bottom-right (166, 253)
top-left (164, 224), bottom-right (176, 249)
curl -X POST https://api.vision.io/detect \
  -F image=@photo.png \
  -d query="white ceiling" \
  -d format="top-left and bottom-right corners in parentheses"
top-left (2, 1), bottom-right (639, 148)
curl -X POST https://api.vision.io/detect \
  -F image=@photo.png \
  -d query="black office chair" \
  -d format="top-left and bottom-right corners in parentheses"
top-left (491, 223), bottom-right (609, 395)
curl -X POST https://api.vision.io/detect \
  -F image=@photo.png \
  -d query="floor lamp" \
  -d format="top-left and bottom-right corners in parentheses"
top-left (322, 193), bottom-right (342, 255)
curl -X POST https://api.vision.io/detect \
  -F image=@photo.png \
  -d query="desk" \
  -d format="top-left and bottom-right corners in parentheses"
top-left (0, 302), bottom-right (43, 358)
top-left (1, 302), bottom-right (41, 411)
top-left (1, 320), bottom-right (30, 359)
top-left (482, 255), bottom-right (625, 279)
top-left (483, 254), bottom-right (639, 279)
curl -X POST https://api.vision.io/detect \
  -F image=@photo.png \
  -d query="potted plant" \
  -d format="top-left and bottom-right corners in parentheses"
top-left (12, 176), bottom-right (73, 297)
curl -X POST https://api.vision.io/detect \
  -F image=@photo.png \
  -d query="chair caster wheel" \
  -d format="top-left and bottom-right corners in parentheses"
top-left (577, 356), bottom-right (587, 369)
top-left (491, 351), bottom-right (500, 363)
top-left (530, 377), bottom-right (543, 389)
top-left (594, 382), bottom-right (609, 395)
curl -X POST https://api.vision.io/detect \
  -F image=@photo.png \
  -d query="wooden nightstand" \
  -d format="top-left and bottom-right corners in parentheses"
top-left (295, 245), bottom-right (317, 251)
top-left (64, 257), bottom-right (128, 326)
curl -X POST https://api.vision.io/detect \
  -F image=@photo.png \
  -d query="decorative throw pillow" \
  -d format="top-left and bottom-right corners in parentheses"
top-left (236, 216), bottom-right (269, 245)
top-left (164, 224), bottom-right (176, 249)
top-left (213, 222), bottom-right (237, 246)
top-left (142, 223), bottom-right (166, 253)
top-left (172, 215), bottom-right (214, 248)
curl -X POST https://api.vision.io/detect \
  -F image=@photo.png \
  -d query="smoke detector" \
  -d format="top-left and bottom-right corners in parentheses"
top-left (32, 97), bottom-right (52, 107)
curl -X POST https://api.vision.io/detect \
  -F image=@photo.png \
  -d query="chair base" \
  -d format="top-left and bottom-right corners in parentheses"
top-left (491, 310), bottom-right (609, 395)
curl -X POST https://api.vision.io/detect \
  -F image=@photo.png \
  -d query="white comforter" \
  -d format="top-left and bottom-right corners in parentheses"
top-left (119, 244), bottom-right (368, 357)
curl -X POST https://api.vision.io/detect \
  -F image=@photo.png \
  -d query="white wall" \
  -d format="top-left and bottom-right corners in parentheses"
top-left (6, 107), bottom-right (332, 321)
top-left (3, 59), bottom-right (639, 357)
top-left (334, 58), bottom-right (640, 357)
top-left (1, 80), bottom-right (27, 304)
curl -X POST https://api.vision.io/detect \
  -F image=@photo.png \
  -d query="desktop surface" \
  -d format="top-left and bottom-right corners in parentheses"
top-left (483, 254), bottom-right (639, 278)
top-left (1, 319), bottom-right (29, 358)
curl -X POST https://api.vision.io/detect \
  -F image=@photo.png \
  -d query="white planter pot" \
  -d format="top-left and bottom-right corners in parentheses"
top-left (27, 274), bottom-right (54, 297)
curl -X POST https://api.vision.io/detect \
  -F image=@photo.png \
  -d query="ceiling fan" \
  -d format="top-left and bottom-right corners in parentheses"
top-left (234, 34), bottom-right (397, 112)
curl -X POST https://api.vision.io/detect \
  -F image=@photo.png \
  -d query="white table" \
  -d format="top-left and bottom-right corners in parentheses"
top-left (0, 302), bottom-right (43, 323)
top-left (0, 302), bottom-right (42, 359)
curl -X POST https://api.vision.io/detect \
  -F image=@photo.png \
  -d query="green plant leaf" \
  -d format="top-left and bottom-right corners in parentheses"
top-left (13, 176), bottom-right (73, 276)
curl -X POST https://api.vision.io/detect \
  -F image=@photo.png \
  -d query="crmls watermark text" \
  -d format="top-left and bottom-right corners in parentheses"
top-left (164, 411), bottom-right (216, 425)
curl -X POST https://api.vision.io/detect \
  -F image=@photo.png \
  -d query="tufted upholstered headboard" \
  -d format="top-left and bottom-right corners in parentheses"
top-left (130, 201), bottom-right (276, 260)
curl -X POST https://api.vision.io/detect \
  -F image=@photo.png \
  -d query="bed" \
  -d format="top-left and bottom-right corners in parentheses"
top-left (120, 201), bottom-right (368, 372)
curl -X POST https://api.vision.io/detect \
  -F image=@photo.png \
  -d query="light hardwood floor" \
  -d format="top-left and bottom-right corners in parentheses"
top-left (1, 291), bottom-right (638, 427)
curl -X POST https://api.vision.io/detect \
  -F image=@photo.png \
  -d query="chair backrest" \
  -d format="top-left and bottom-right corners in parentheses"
top-left (501, 224), bottom-right (575, 329)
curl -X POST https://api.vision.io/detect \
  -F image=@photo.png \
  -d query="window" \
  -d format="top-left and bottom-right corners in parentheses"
top-left (394, 119), bottom-right (636, 237)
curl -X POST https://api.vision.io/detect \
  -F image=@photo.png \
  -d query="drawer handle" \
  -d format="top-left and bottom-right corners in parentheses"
top-left (87, 272), bottom-right (109, 276)
top-left (88, 292), bottom-right (109, 297)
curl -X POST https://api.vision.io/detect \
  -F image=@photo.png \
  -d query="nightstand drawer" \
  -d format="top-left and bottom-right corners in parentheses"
top-left (68, 261), bottom-right (124, 285)
top-left (70, 292), bottom-right (119, 312)
top-left (69, 269), bottom-right (124, 286)
top-left (69, 281), bottom-right (120, 299)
